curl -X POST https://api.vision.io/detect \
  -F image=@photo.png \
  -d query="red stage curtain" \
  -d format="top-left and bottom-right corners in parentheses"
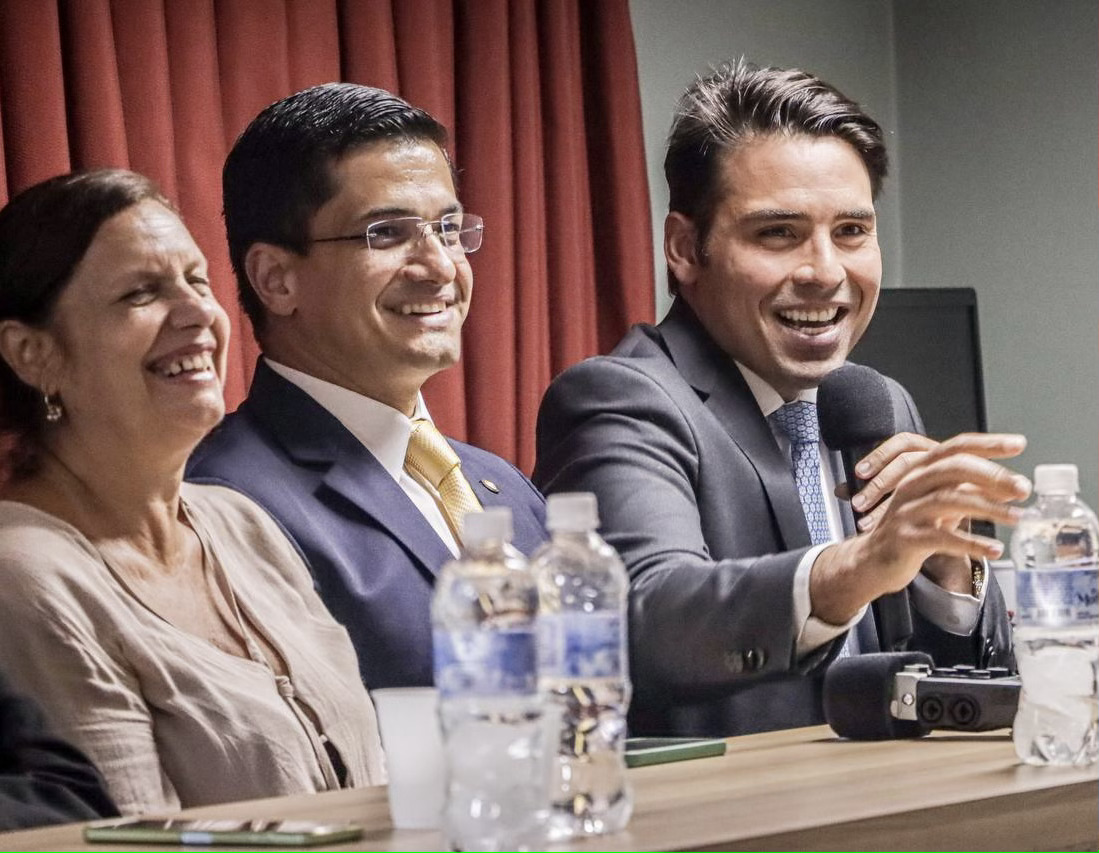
top-left (0, 0), bottom-right (654, 473)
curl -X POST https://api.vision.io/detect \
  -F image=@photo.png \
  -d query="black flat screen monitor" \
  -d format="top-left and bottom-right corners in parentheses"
top-left (848, 287), bottom-right (988, 442)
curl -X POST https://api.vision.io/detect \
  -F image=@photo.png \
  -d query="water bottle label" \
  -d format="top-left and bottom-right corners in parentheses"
top-left (539, 612), bottom-right (623, 679)
top-left (433, 627), bottom-right (537, 697)
top-left (1015, 564), bottom-right (1099, 627)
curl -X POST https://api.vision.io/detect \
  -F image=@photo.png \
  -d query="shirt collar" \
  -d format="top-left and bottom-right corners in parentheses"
top-left (735, 361), bottom-right (817, 419)
top-left (264, 358), bottom-right (429, 481)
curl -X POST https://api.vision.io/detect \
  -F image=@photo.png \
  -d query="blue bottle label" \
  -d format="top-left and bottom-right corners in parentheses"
top-left (1015, 565), bottom-right (1099, 627)
top-left (433, 627), bottom-right (537, 697)
top-left (539, 612), bottom-right (623, 679)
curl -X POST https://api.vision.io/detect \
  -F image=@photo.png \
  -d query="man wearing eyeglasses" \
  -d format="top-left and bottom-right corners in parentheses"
top-left (188, 83), bottom-right (546, 692)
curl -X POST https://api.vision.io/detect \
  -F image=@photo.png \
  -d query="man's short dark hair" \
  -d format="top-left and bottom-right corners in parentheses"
top-left (664, 60), bottom-right (888, 294)
top-left (223, 83), bottom-right (449, 334)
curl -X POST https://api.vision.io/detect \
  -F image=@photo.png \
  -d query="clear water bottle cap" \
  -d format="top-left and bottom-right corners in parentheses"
top-left (462, 507), bottom-right (513, 545)
top-left (546, 492), bottom-right (600, 532)
top-left (1033, 463), bottom-right (1079, 495)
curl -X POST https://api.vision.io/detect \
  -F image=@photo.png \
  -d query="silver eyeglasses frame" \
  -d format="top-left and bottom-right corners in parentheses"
top-left (309, 212), bottom-right (484, 254)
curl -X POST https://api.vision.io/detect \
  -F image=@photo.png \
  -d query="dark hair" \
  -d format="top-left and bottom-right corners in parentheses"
top-left (664, 60), bottom-right (888, 294)
top-left (223, 82), bottom-right (449, 335)
top-left (0, 169), bottom-right (170, 471)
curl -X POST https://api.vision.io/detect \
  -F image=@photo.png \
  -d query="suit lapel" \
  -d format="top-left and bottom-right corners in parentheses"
top-left (242, 362), bottom-right (455, 577)
top-left (320, 446), bottom-right (455, 577)
top-left (659, 301), bottom-right (812, 551)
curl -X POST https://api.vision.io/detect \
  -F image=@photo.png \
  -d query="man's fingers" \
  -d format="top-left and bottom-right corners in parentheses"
top-left (908, 526), bottom-right (1007, 561)
top-left (855, 494), bottom-right (893, 532)
top-left (898, 453), bottom-right (1032, 504)
top-left (853, 432), bottom-right (1027, 493)
top-left (925, 432), bottom-right (1027, 463)
top-left (852, 450), bottom-right (922, 513)
top-left (854, 432), bottom-right (935, 480)
top-left (904, 489), bottom-right (1025, 527)
top-left (859, 486), bottom-right (1022, 535)
top-left (870, 515), bottom-right (1007, 563)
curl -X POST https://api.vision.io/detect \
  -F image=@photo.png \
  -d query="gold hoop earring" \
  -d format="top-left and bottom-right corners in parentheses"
top-left (43, 392), bottom-right (63, 424)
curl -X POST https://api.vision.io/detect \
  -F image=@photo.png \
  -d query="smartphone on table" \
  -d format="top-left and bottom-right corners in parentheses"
top-left (84, 817), bottom-right (363, 847)
top-left (624, 736), bottom-right (727, 767)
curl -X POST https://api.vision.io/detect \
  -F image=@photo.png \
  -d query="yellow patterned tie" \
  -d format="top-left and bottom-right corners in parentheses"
top-left (404, 419), bottom-right (483, 542)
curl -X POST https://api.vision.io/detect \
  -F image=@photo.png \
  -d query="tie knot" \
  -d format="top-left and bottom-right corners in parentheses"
top-left (769, 400), bottom-right (820, 445)
top-left (405, 419), bottom-right (460, 488)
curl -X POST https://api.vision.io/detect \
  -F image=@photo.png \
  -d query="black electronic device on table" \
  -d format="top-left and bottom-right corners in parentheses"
top-left (824, 651), bottom-right (1021, 740)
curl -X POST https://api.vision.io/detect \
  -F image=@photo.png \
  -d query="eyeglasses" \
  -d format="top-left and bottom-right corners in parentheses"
top-left (310, 213), bottom-right (484, 254)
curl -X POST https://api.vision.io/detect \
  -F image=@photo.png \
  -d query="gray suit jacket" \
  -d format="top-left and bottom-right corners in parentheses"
top-left (533, 299), bottom-right (1012, 736)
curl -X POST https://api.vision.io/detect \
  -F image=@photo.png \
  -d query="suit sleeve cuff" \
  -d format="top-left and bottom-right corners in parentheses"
top-left (910, 560), bottom-right (985, 636)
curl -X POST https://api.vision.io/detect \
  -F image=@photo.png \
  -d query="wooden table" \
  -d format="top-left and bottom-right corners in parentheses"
top-left (2, 726), bottom-right (1095, 851)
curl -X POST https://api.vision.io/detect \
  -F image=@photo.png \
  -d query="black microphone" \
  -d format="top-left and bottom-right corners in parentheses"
top-left (817, 364), bottom-right (913, 652)
top-left (823, 652), bottom-right (1020, 740)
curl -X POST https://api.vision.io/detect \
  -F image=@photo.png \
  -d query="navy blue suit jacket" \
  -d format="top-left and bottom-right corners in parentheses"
top-left (188, 361), bottom-right (547, 690)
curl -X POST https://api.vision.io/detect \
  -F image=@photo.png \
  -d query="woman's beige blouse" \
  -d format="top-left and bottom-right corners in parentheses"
top-left (0, 482), bottom-right (386, 815)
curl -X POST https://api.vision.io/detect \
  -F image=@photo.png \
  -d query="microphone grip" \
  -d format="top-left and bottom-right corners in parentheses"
top-left (873, 592), bottom-right (914, 653)
top-left (838, 449), bottom-right (914, 653)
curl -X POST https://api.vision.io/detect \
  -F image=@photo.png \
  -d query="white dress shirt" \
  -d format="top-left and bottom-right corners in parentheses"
top-left (735, 363), bottom-right (984, 657)
top-left (265, 359), bottom-right (461, 557)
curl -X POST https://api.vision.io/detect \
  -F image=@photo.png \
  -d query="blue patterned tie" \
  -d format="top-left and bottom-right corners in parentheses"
top-left (769, 401), bottom-right (831, 547)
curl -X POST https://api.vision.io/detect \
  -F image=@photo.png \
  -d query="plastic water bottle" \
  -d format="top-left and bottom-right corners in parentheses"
top-left (431, 507), bottom-right (550, 851)
top-left (1011, 464), bottom-right (1099, 766)
top-left (532, 492), bottom-right (632, 839)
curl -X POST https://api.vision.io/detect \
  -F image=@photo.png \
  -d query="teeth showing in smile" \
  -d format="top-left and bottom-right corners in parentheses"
top-left (399, 303), bottom-right (448, 315)
top-left (158, 352), bottom-right (215, 377)
top-left (778, 306), bottom-right (840, 325)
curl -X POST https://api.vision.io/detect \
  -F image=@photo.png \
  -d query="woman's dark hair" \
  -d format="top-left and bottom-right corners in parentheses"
top-left (0, 168), bottom-right (170, 473)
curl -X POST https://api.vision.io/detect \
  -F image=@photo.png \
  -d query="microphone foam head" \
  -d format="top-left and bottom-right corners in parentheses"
top-left (817, 364), bottom-right (897, 449)
top-left (823, 651), bottom-right (934, 740)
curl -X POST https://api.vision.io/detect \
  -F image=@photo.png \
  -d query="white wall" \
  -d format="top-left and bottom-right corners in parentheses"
top-left (629, 0), bottom-right (1098, 509)
top-left (893, 0), bottom-right (1099, 509)
top-left (629, 0), bottom-right (901, 318)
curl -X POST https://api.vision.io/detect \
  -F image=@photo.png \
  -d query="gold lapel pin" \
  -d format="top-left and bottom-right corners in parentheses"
top-left (480, 479), bottom-right (500, 494)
